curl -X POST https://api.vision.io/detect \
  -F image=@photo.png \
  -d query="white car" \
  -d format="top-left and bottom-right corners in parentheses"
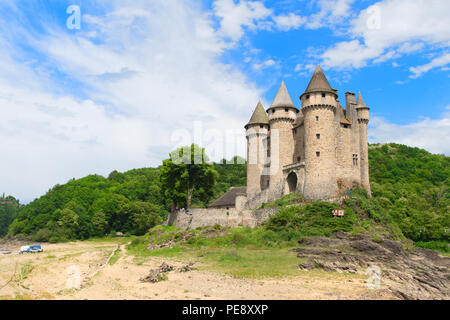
top-left (19, 245), bottom-right (43, 254)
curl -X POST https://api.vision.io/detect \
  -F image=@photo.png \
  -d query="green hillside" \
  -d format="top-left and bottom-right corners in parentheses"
top-left (0, 195), bottom-right (22, 237)
top-left (4, 144), bottom-right (449, 251)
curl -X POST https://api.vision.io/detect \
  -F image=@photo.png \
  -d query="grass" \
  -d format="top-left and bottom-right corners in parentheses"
top-left (199, 247), bottom-right (301, 278)
top-left (14, 263), bottom-right (34, 286)
top-left (108, 248), bottom-right (121, 265)
top-left (126, 190), bottom-right (447, 279)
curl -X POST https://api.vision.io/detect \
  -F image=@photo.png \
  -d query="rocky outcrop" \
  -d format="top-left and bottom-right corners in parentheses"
top-left (295, 232), bottom-right (449, 300)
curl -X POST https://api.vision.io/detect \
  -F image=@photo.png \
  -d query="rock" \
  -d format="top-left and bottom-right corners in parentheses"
top-left (178, 262), bottom-right (195, 272)
top-left (298, 237), bottom-right (339, 247)
top-left (115, 232), bottom-right (124, 237)
top-left (293, 234), bottom-right (450, 300)
top-left (333, 231), bottom-right (349, 239)
top-left (349, 240), bottom-right (390, 256)
top-left (159, 262), bottom-right (174, 273)
top-left (140, 269), bottom-right (162, 283)
top-left (379, 239), bottom-right (406, 256)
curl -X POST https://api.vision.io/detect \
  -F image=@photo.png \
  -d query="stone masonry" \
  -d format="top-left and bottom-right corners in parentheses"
top-left (244, 65), bottom-right (371, 208)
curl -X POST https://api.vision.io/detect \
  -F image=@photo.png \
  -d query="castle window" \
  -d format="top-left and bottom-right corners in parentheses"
top-left (353, 154), bottom-right (358, 166)
top-left (306, 95), bottom-right (310, 99)
top-left (316, 116), bottom-right (319, 121)
top-left (344, 124), bottom-right (349, 128)
top-left (316, 152), bottom-right (320, 157)
top-left (272, 109), bottom-right (275, 113)
top-left (322, 93), bottom-right (326, 98)
top-left (285, 108), bottom-right (288, 112)
top-left (297, 156), bottom-right (301, 162)
top-left (316, 133), bottom-right (320, 139)
top-left (267, 180), bottom-right (270, 187)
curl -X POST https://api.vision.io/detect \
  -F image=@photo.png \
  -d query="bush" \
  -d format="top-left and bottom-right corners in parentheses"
top-left (32, 228), bottom-right (52, 242)
top-left (415, 241), bottom-right (449, 253)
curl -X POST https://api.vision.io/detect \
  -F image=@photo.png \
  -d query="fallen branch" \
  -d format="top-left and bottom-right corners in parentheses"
top-left (0, 262), bottom-right (17, 291)
top-left (85, 244), bottom-right (120, 281)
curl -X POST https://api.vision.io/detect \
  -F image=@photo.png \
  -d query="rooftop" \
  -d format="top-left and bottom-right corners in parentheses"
top-left (269, 80), bottom-right (296, 109)
top-left (209, 187), bottom-right (247, 208)
top-left (246, 101), bottom-right (269, 128)
top-left (303, 65), bottom-right (336, 96)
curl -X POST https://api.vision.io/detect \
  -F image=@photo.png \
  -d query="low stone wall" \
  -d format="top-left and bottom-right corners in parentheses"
top-left (167, 207), bottom-right (281, 230)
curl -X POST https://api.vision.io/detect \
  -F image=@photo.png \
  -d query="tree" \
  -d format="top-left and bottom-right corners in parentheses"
top-left (0, 195), bottom-right (21, 237)
top-left (130, 202), bottom-right (162, 235)
top-left (160, 144), bottom-right (218, 209)
top-left (92, 210), bottom-right (108, 236)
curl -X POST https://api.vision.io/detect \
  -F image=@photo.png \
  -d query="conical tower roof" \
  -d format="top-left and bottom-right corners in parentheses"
top-left (269, 80), bottom-right (296, 109)
top-left (303, 65), bottom-right (336, 95)
top-left (356, 91), bottom-right (368, 108)
top-left (246, 101), bottom-right (269, 128)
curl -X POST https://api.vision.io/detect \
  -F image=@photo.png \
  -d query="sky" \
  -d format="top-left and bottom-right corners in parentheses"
top-left (0, 0), bottom-right (449, 203)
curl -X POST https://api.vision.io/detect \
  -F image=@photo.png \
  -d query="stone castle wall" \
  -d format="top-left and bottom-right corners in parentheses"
top-left (167, 206), bottom-right (281, 230)
top-left (302, 103), bottom-right (338, 200)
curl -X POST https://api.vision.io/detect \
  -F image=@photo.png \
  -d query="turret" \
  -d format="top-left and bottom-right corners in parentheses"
top-left (267, 81), bottom-right (297, 196)
top-left (356, 91), bottom-right (371, 194)
top-left (245, 101), bottom-right (269, 197)
top-left (300, 65), bottom-right (338, 200)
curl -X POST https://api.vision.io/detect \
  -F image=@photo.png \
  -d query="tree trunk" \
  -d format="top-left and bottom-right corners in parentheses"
top-left (187, 189), bottom-right (193, 209)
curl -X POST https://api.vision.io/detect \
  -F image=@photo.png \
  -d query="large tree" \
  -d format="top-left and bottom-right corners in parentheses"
top-left (160, 144), bottom-right (218, 209)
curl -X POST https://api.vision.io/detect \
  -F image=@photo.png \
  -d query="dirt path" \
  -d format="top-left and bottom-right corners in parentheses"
top-left (0, 240), bottom-right (396, 300)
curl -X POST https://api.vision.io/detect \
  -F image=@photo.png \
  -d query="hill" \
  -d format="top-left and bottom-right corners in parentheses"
top-left (5, 144), bottom-right (449, 250)
top-left (0, 195), bottom-right (22, 237)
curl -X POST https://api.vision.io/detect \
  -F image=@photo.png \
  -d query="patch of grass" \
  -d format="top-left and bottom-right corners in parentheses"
top-left (59, 252), bottom-right (83, 261)
top-left (415, 240), bottom-right (449, 253)
top-left (108, 249), bottom-right (121, 265)
top-left (15, 263), bottom-right (34, 284)
top-left (201, 247), bottom-right (300, 278)
top-left (260, 194), bottom-right (306, 208)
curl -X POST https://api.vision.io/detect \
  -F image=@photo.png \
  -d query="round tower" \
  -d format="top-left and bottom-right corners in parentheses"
top-left (245, 101), bottom-right (269, 198)
top-left (356, 92), bottom-right (371, 194)
top-left (267, 81), bottom-right (297, 196)
top-left (300, 65), bottom-right (338, 200)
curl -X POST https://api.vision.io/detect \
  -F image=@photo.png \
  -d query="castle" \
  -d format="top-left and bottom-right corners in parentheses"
top-left (243, 65), bottom-right (371, 207)
top-left (170, 65), bottom-right (372, 229)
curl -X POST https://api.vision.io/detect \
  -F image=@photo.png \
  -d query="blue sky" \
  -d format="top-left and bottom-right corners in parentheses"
top-left (0, 0), bottom-right (449, 202)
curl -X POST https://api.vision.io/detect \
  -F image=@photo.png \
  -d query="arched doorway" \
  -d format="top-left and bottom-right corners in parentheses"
top-left (287, 172), bottom-right (298, 193)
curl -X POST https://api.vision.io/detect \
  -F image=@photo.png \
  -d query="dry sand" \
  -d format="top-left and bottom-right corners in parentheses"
top-left (0, 240), bottom-right (397, 300)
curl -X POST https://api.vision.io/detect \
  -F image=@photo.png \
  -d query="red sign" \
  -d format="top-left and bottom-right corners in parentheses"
top-left (332, 210), bottom-right (344, 217)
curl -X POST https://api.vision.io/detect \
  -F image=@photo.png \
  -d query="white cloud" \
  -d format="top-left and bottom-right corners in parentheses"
top-left (306, 0), bottom-right (356, 29)
top-left (320, 0), bottom-right (450, 73)
top-left (369, 107), bottom-right (450, 155)
top-left (253, 59), bottom-right (276, 70)
top-left (273, 13), bottom-right (306, 31)
top-left (409, 53), bottom-right (450, 78)
top-left (213, 0), bottom-right (272, 42)
top-left (294, 63), bottom-right (316, 76)
top-left (0, 0), bottom-right (263, 202)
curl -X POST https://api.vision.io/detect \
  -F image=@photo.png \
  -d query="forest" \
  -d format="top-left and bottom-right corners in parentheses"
top-left (1, 144), bottom-right (448, 249)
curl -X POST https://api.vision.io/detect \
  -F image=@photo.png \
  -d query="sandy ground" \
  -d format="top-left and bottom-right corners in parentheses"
top-left (0, 240), bottom-right (397, 300)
